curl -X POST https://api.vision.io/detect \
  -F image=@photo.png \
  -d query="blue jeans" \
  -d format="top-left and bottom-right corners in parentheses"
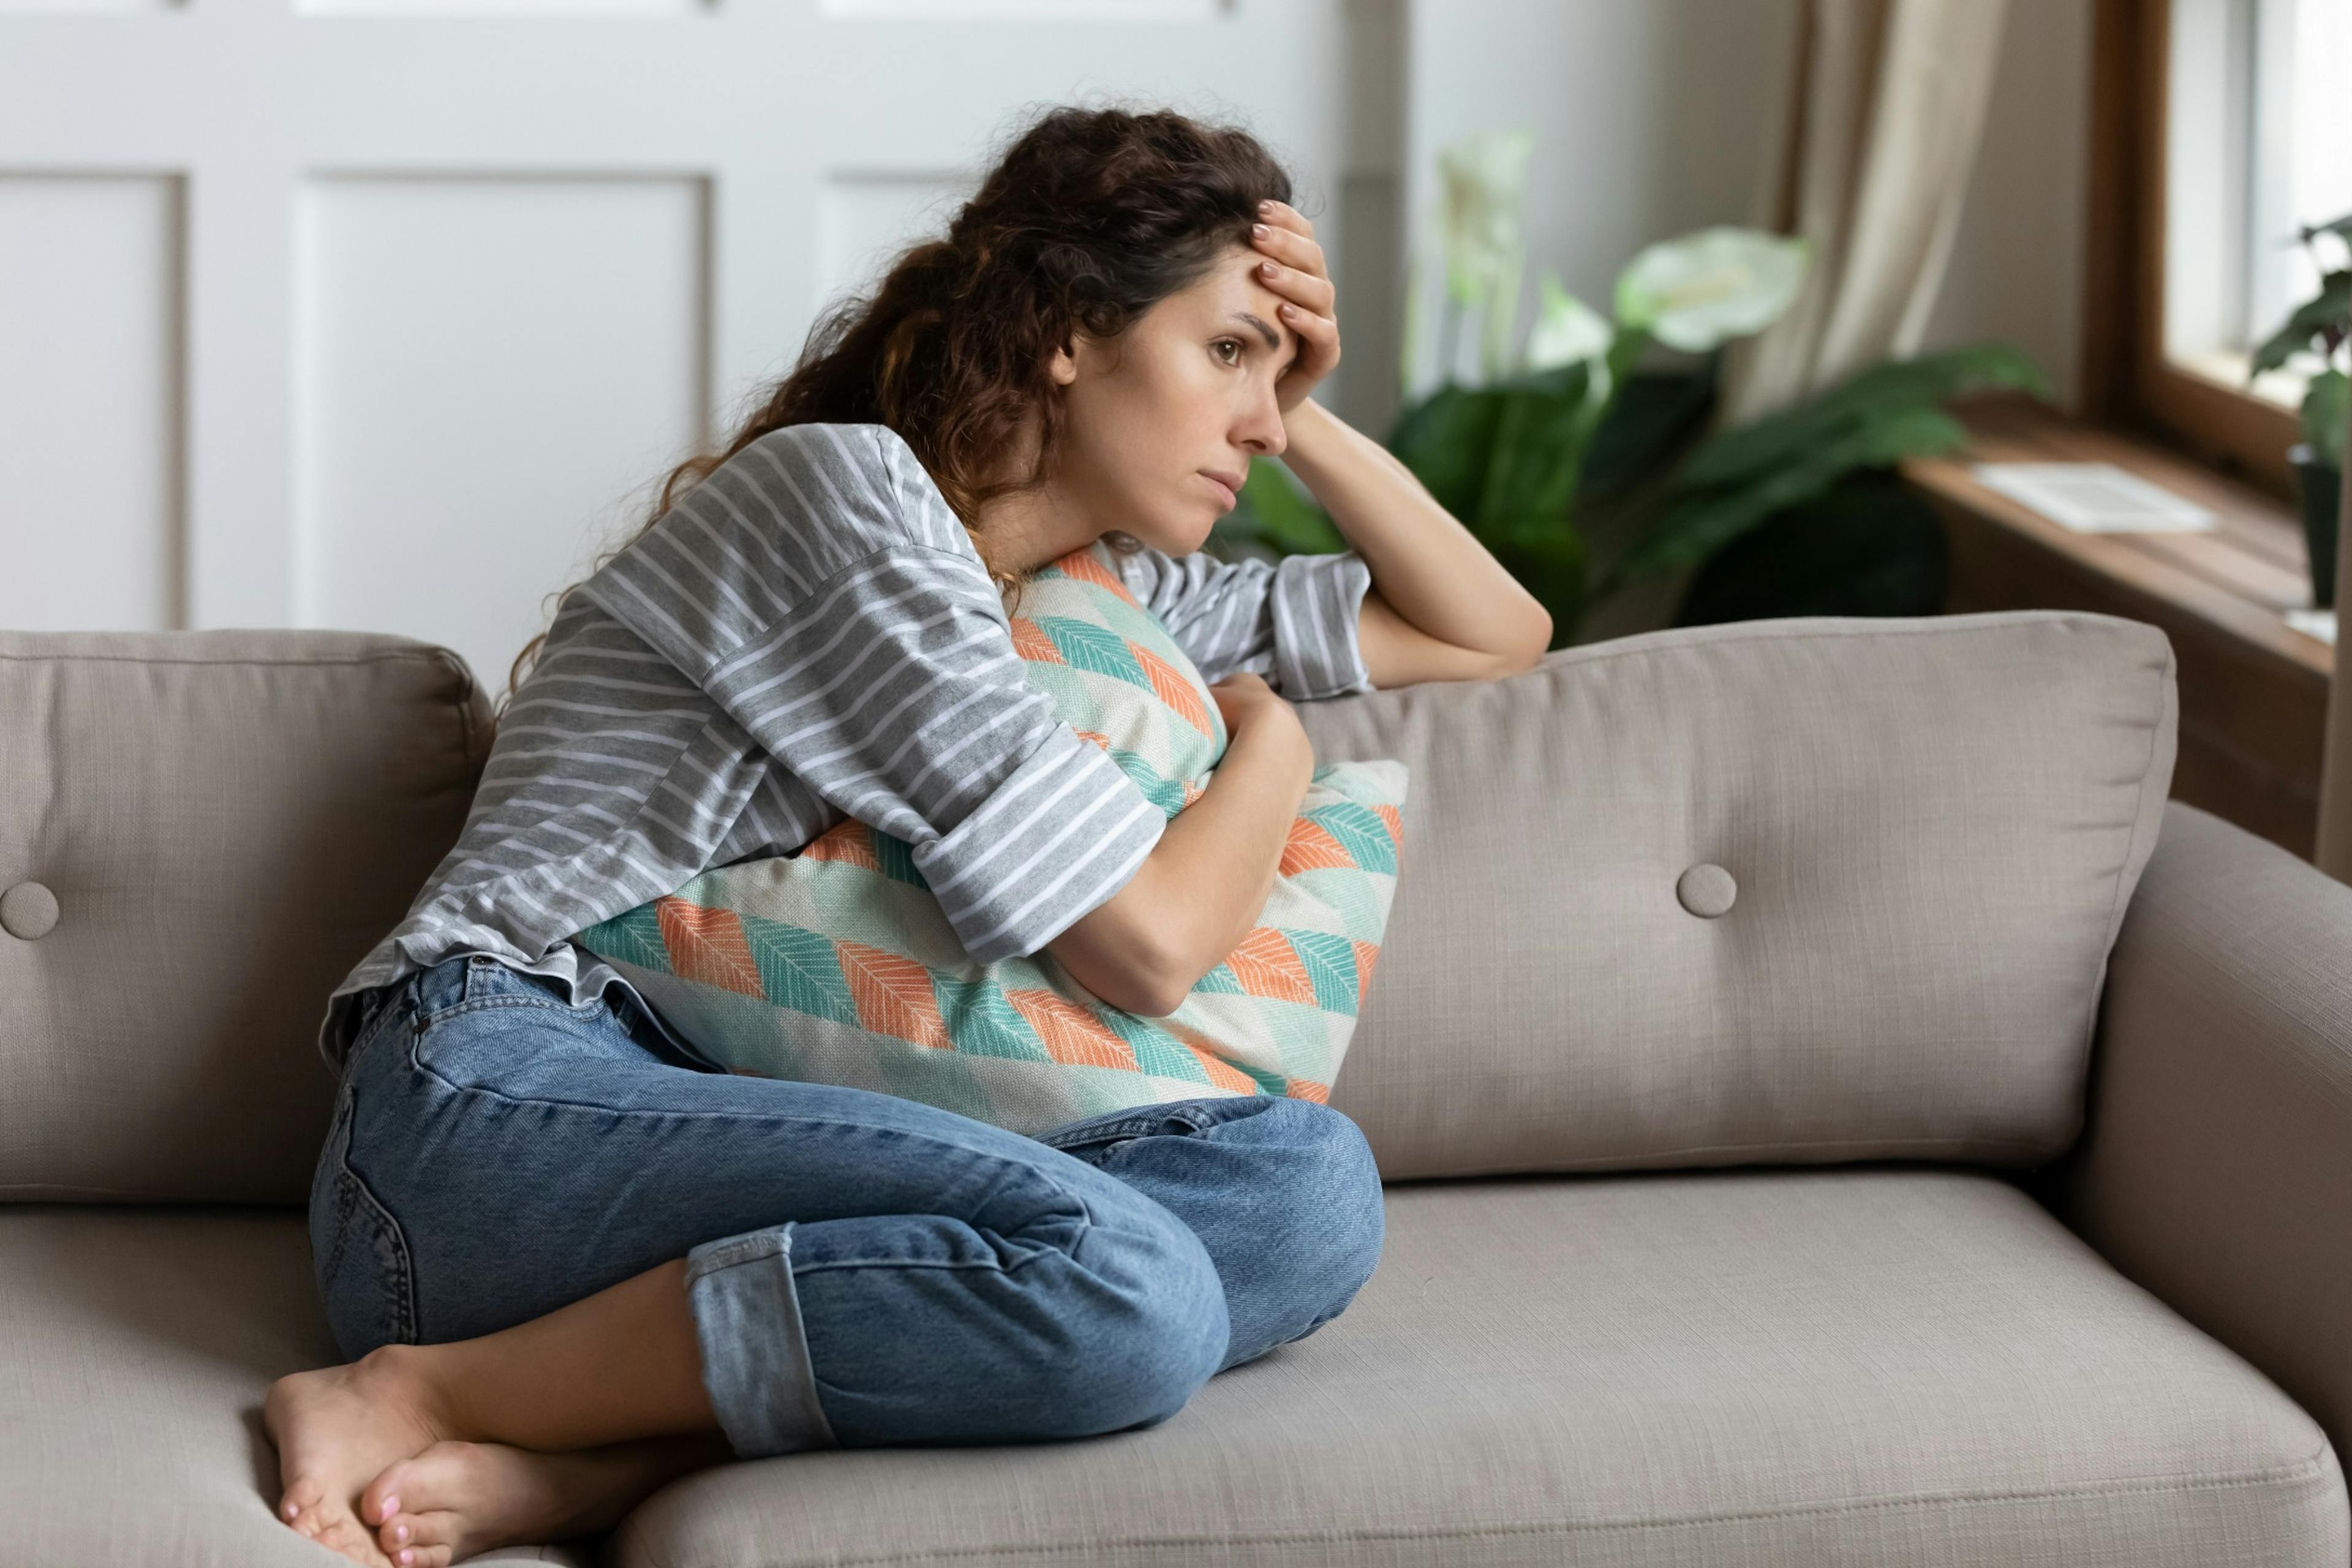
top-left (311, 953), bottom-right (1386, 1460)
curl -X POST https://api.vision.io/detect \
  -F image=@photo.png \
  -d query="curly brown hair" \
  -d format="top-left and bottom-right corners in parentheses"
top-left (497, 101), bottom-right (1298, 723)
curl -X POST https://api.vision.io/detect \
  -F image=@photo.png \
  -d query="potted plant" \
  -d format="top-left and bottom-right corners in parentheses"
top-left (2248, 213), bottom-right (2348, 609)
top-left (1221, 130), bottom-right (2049, 644)
top-left (1219, 130), bottom-right (1812, 644)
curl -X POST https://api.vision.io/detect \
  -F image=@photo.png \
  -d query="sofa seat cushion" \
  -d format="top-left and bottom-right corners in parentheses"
top-left (617, 1169), bottom-right (2345, 1568)
top-left (0, 1208), bottom-right (585, 1567)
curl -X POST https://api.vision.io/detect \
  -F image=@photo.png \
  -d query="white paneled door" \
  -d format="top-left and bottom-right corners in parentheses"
top-left (1, 0), bottom-right (1384, 700)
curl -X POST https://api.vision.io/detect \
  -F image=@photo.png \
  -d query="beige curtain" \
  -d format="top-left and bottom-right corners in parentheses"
top-left (2319, 410), bottom-right (2352, 883)
top-left (1719, 0), bottom-right (2012, 426)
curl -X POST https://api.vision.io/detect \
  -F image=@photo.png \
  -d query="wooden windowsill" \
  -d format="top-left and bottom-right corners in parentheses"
top-left (1902, 391), bottom-right (2334, 859)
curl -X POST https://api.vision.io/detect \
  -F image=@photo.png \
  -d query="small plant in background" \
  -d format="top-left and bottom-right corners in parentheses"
top-left (1601, 343), bottom-right (2048, 603)
top-left (2248, 213), bottom-right (2348, 608)
top-left (1431, 127), bottom-right (1537, 384)
top-left (1218, 129), bottom-right (2052, 646)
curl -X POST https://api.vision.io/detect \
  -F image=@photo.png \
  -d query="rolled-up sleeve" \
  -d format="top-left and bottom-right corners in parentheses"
top-left (578, 421), bottom-right (1165, 962)
top-left (1113, 543), bottom-right (1374, 699)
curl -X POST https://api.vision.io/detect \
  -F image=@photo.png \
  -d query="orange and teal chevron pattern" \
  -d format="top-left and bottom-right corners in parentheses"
top-left (571, 540), bottom-right (1408, 1137)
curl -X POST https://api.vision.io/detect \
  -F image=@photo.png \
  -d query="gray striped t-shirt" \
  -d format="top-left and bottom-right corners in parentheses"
top-left (316, 420), bottom-right (1373, 1075)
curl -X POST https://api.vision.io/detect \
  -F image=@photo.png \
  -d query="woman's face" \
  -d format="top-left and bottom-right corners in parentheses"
top-left (1045, 243), bottom-right (1299, 556)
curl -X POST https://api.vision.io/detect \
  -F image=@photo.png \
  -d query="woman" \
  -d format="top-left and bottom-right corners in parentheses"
top-left (266, 104), bottom-right (1551, 1567)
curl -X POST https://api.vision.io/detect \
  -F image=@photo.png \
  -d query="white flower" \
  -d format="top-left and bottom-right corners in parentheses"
top-left (1437, 128), bottom-right (1536, 309)
top-left (1523, 274), bottom-right (1613, 377)
top-left (1615, 228), bottom-right (1809, 352)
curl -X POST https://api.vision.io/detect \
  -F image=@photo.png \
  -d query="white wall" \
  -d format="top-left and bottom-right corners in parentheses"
top-left (2, 0), bottom-right (2091, 677)
top-left (0, 0), bottom-right (1366, 696)
top-left (1399, 0), bottom-right (1801, 401)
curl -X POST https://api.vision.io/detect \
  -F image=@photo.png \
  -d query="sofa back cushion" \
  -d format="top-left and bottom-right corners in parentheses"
top-left (0, 631), bottom-right (490, 1203)
top-left (1296, 609), bottom-right (2177, 1182)
top-left (0, 610), bottom-right (2174, 1200)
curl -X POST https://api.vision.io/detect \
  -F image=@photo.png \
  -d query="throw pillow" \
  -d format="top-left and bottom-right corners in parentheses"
top-left (570, 541), bottom-right (1408, 1137)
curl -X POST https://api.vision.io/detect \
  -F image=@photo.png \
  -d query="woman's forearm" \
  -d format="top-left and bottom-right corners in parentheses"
top-left (1279, 397), bottom-right (1551, 662)
top-left (1142, 711), bottom-right (1313, 986)
top-left (1046, 711), bottom-right (1312, 1016)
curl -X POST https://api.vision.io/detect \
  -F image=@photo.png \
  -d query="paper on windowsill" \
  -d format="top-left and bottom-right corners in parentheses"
top-left (2285, 608), bottom-right (2337, 646)
top-left (1970, 462), bottom-right (2219, 533)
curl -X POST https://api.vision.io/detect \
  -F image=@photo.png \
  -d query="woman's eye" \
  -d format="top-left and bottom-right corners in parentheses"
top-left (1212, 339), bottom-right (1243, 366)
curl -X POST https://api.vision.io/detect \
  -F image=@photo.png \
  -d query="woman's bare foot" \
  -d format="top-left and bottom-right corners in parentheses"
top-left (264, 1346), bottom-right (451, 1567)
top-left (362, 1434), bottom-right (737, 1566)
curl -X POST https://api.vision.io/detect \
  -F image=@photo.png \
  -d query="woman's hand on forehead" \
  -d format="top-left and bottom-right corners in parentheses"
top-left (1247, 200), bottom-right (1340, 415)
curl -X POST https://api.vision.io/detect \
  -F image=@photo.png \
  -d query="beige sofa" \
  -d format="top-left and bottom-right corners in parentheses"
top-left (4, 609), bottom-right (2350, 1567)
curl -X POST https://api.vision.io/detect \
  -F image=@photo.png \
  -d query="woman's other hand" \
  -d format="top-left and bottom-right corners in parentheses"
top-left (1207, 668), bottom-right (1283, 730)
top-left (1204, 668), bottom-right (1298, 742)
top-left (1247, 200), bottom-right (1340, 415)
top-left (1208, 671), bottom-right (1311, 777)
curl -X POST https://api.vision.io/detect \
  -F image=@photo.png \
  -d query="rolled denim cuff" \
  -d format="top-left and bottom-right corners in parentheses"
top-left (684, 1223), bottom-right (840, 1458)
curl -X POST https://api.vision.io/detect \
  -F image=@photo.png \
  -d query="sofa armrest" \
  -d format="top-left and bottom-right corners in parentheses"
top-left (2045, 799), bottom-right (2352, 1450)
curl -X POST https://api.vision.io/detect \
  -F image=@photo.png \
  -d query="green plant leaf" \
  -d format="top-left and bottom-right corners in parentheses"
top-left (1677, 343), bottom-right (2046, 493)
top-left (2305, 368), bottom-right (2349, 470)
top-left (1387, 382), bottom-right (1510, 519)
top-left (1606, 405), bottom-right (1967, 587)
top-left (1578, 363), bottom-right (1719, 499)
top-left (1474, 363), bottom-right (1593, 530)
top-left (1229, 459), bottom-right (1346, 555)
top-left (2253, 271), bottom-right (2350, 376)
top-left (1672, 469), bottom-right (1947, 627)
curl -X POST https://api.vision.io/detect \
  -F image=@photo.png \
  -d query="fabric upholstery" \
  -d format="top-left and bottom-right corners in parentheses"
top-left (6, 1180), bottom-right (2332, 1568)
top-left (2046, 800), bottom-right (2352, 1471)
top-left (616, 1168), bottom-right (2343, 1567)
top-left (0, 1207), bottom-right (586, 1566)
top-left (0, 631), bottom-right (492, 1203)
top-left (1293, 609), bottom-right (2178, 1180)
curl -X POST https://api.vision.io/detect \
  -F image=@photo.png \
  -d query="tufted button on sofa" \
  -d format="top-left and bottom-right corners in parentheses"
top-left (2, 614), bottom-right (2348, 1567)
top-left (1, 879), bottom-right (59, 940)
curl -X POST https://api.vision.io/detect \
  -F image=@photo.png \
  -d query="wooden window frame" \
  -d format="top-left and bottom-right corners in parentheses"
top-left (2082, 0), bottom-right (2305, 503)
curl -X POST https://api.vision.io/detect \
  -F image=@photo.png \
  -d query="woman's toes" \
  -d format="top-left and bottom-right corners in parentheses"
top-left (315, 1512), bottom-right (396, 1566)
top-left (379, 1506), bottom-right (458, 1556)
top-left (279, 1474), bottom-right (323, 1523)
top-left (358, 1470), bottom-right (404, 1528)
top-left (363, 1439), bottom-right (467, 1528)
top-left (383, 1540), bottom-right (454, 1568)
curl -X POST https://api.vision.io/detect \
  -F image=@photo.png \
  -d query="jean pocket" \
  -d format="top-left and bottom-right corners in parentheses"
top-left (417, 954), bottom-right (611, 1035)
top-left (1035, 1095), bottom-right (1262, 1160)
top-left (307, 1079), bottom-right (417, 1360)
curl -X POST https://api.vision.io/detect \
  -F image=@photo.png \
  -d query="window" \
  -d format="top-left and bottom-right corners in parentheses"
top-left (2088, 0), bottom-right (2348, 492)
top-left (2164, 0), bottom-right (2351, 406)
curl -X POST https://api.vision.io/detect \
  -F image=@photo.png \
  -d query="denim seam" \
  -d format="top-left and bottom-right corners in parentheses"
top-left (790, 1257), bottom-right (1060, 1276)
top-left (341, 989), bottom-right (415, 1080)
top-left (398, 1038), bottom-right (1106, 1240)
top-left (412, 994), bottom-right (607, 1033)
top-left (315, 1090), bottom-right (360, 1283)
top-left (399, 1042), bottom-right (1104, 1210)
top-left (333, 1129), bottom-right (418, 1344)
top-left (1038, 1109), bottom-right (1205, 1147)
